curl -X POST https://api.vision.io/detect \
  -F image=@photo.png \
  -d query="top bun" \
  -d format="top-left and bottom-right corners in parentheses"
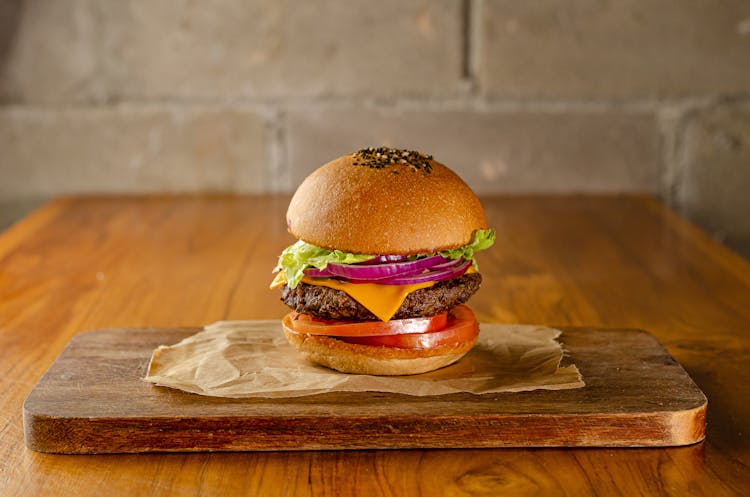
top-left (286, 148), bottom-right (487, 255)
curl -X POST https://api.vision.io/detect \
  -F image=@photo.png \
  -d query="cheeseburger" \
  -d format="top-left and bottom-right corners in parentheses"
top-left (270, 147), bottom-right (494, 375)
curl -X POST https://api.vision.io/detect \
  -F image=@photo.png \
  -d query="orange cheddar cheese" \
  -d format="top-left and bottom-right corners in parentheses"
top-left (270, 271), bottom-right (435, 321)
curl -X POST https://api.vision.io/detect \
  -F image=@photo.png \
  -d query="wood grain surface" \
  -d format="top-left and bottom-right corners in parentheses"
top-left (23, 327), bottom-right (706, 453)
top-left (1, 195), bottom-right (749, 496)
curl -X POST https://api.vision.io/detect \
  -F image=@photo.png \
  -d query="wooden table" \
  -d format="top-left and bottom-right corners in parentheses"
top-left (1, 194), bottom-right (748, 496)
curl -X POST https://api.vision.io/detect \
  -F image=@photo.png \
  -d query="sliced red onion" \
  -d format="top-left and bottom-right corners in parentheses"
top-left (426, 258), bottom-right (462, 270)
top-left (301, 255), bottom-right (469, 285)
top-left (303, 267), bottom-right (335, 278)
top-left (358, 255), bottom-right (408, 265)
top-left (302, 259), bottom-right (411, 278)
top-left (324, 255), bottom-right (448, 281)
top-left (376, 258), bottom-right (472, 285)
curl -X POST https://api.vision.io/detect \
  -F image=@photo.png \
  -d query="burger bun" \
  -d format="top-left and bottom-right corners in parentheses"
top-left (286, 151), bottom-right (487, 255)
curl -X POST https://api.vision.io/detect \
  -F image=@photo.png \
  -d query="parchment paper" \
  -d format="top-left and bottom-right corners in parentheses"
top-left (144, 321), bottom-right (584, 398)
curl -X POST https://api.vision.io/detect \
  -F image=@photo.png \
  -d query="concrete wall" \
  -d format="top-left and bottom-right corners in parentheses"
top-left (1, 1), bottom-right (749, 257)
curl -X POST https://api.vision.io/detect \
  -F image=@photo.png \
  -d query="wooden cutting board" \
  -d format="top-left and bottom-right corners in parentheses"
top-left (23, 327), bottom-right (706, 453)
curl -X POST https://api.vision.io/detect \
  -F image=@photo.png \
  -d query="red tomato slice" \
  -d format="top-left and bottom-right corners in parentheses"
top-left (340, 305), bottom-right (478, 349)
top-left (285, 311), bottom-right (448, 337)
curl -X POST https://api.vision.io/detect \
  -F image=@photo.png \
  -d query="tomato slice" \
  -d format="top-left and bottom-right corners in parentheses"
top-left (340, 305), bottom-right (478, 349)
top-left (285, 311), bottom-right (448, 337)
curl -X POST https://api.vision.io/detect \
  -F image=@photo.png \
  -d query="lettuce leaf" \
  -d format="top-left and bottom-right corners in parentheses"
top-left (273, 240), bottom-right (374, 288)
top-left (274, 229), bottom-right (496, 288)
top-left (439, 228), bottom-right (496, 270)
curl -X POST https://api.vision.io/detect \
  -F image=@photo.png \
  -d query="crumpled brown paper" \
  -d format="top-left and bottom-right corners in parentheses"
top-left (144, 321), bottom-right (584, 398)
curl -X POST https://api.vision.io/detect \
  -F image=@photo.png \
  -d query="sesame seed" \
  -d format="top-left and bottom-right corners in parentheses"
top-left (351, 147), bottom-right (434, 174)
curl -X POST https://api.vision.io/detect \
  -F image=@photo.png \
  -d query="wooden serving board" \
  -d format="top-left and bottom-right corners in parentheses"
top-left (23, 327), bottom-right (706, 453)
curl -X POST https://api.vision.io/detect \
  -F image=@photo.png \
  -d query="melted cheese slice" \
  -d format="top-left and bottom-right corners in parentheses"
top-left (269, 271), bottom-right (436, 321)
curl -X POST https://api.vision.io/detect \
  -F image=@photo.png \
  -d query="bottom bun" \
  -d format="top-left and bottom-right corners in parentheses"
top-left (282, 324), bottom-right (478, 376)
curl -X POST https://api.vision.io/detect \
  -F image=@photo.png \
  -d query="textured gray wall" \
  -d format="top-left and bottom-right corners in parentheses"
top-left (1, 1), bottom-right (749, 257)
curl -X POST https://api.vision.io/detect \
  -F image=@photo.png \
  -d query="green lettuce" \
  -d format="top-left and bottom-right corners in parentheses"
top-left (274, 229), bottom-right (496, 288)
top-left (439, 228), bottom-right (496, 270)
top-left (273, 240), bottom-right (375, 288)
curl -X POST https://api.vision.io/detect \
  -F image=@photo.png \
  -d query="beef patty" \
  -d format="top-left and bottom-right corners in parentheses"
top-left (280, 272), bottom-right (482, 321)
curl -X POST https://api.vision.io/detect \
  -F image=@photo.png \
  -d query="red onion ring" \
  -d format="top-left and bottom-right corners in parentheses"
top-left (303, 267), bottom-right (335, 278)
top-left (375, 259), bottom-right (472, 285)
top-left (323, 255), bottom-right (447, 281)
top-left (358, 255), bottom-right (408, 265)
top-left (301, 255), bottom-right (470, 286)
top-left (425, 258), bottom-right (462, 270)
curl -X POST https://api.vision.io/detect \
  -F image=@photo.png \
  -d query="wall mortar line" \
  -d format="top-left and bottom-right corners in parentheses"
top-left (468, 0), bottom-right (483, 95)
